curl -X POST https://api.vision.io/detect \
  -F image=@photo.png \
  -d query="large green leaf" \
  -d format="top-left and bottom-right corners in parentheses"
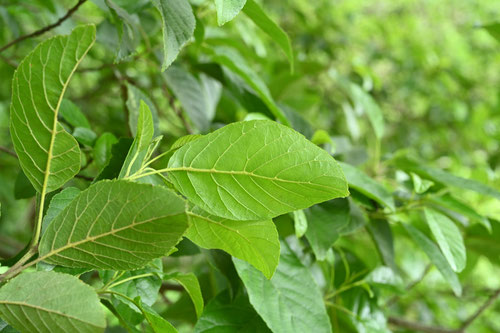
top-left (152, 0), bottom-right (195, 70)
top-left (186, 205), bottom-right (279, 278)
top-left (194, 290), bottom-right (271, 333)
top-left (424, 208), bottom-right (466, 272)
top-left (339, 162), bottom-right (395, 211)
top-left (9, 25), bottom-right (95, 193)
top-left (164, 66), bottom-right (222, 132)
top-left (243, 0), bottom-right (294, 72)
top-left (41, 187), bottom-right (81, 234)
top-left (38, 180), bottom-right (188, 270)
top-left (305, 198), bottom-right (350, 260)
top-left (167, 120), bottom-right (348, 220)
top-left (234, 241), bottom-right (332, 333)
top-left (0, 271), bottom-right (105, 333)
top-left (207, 47), bottom-right (290, 126)
top-left (403, 224), bottom-right (462, 296)
top-left (215, 0), bottom-right (247, 26)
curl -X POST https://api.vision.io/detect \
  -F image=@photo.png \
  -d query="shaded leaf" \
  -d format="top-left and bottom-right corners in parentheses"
top-left (39, 180), bottom-right (188, 270)
top-left (0, 271), bottom-right (105, 333)
top-left (171, 273), bottom-right (204, 319)
top-left (59, 99), bottom-right (90, 129)
top-left (9, 25), bottom-right (95, 193)
top-left (367, 219), bottom-right (395, 270)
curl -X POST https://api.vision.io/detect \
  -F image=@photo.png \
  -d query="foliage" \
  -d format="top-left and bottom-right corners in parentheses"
top-left (0, 0), bottom-right (500, 332)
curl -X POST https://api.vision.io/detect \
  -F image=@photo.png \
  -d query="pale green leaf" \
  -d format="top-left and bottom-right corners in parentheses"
top-left (164, 66), bottom-right (222, 132)
top-left (152, 0), bottom-right (195, 70)
top-left (403, 224), bottom-right (462, 296)
top-left (215, 0), bottom-right (247, 25)
top-left (168, 120), bottom-right (349, 220)
top-left (186, 205), bottom-right (279, 279)
top-left (234, 241), bottom-right (332, 333)
top-left (339, 162), bottom-right (395, 211)
top-left (243, 0), bottom-right (294, 72)
top-left (9, 25), bottom-right (95, 193)
top-left (171, 273), bottom-right (204, 319)
top-left (305, 198), bottom-right (350, 261)
top-left (38, 180), bottom-right (188, 270)
top-left (410, 172), bottom-right (434, 194)
top-left (0, 271), bottom-right (105, 333)
top-left (293, 210), bottom-right (307, 238)
top-left (119, 100), bottom-right (154, 178)
top-left (207, 47), bottom-right (290, 126)
top-left (425, 208), bottom-right (466, 272)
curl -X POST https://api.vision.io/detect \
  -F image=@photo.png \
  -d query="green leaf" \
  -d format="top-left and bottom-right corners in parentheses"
top-left (482, 22), bottom-right (500, 42)
top-left (293, 210), bottom-right (307, 238)
top-left (164, 66), bottom-right (222, 132)
top-left (367, 219), bottom-right (395, 269)
top-left (170, 134), bottom-right (203, 151)
top-left (73, 127), bottom-right (97, 147)
top-left (311, 129), bottom-right (332, 146)
top-left (14, 171), bottom-right (36, 199)
top-left (403, 224), bottom-right (462, 296)
top-left (305, 198), bottom-right (350, 261)
top-left (207, 47), bottom-right (290, 126)
top-left (105, 0), bottom-right (140, 61)
top-left (41, 187), bottom-right (81, 234)
top-left (243, 0), bottom-right (294, 72)
top-left (152, 0), bottom-right (195, 70)
top-left (93, 133), bottom-right (118, 169)
top-left (392, 155), bottom-right (500, 201)
top-left (194, 290), bottom-right (271, 333)
top-left (9, 25), bottom-right (95, 193)
top-left (215, 0), bottom-right (247, 26)
top-left (410, 172), bottom-right (434, 194)
top-left (119, 100), bottom-right (154, 178)
top-left (126, 83), bottom-right (159, 137)
top-left (186, 205), bottom-right (279, 279)
top-left (138, 299), bottom-right (178, 333)
top-left (168, 120), bottom-right (348, 220)
top-left (428, 194), bottom-right (491, 231)
top-left (171, 273), bottom-right (204, 319)
top-left (424, 208), bottom-right (466, 272)
top-left (234, 241), bottom-right (332, 333)
top-left (38, 180), bottom-right (188, 270)
top-left (0, 271), bottom-right (105, 333)
top-left (339, 162), bottom-right (395, 211)
top-left (59, 99), bottom-right (90, 129)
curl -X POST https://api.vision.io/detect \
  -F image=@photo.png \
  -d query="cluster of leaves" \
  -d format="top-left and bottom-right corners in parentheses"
top-left (0, 0), bottom-right (500, 332)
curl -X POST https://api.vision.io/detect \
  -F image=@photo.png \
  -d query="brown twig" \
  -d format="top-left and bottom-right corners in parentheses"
top-left (0, 146), bottom-right (17, 158)
top-left (388, 287), bottom-right (500, 333)
top-left (0, 0), bottom-right (88, 54)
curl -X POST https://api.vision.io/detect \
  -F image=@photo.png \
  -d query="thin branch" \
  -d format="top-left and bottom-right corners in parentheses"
top-left (0, 0), bottom-right (88, 54)
top-left (388, 317), bottom-right (456, 333)
top-left (459, 288), bottom-right (500, 332)
top-left (0, 146), bottom-right (17, 158)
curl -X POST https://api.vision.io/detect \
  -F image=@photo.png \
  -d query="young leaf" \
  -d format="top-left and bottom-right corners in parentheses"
top-left (186, 205), bottom-right (280, 279)
top-left (126, 82), bottom-right (159, 137)
top-left (410, 172), bottom-right (434, 194)
top-left (243, 0), bottom-right (294, 72)
top-left (168, 120), bottom-right (349, 220)
top-left (119, 100), bottom-right (154, 178)
top-left (215, 0), bottom-right (247, 26)
top-left (170, 273), bottom-right (204, 318)
top-left (194, 290), bottom-right (271, 333)
top-left (152, 0), bottom-right (195, 70)
top-left (424, 208), bottom-right (466, 272)
top-left (39, 180), bottom-right (188, 270)
top-left (9, 25), bottom-right (95, 193)
top-left (207, 47), bottom-right (290, 126)
top-left (0, 271), bottom-right (105, 332)
top-left (305, 198), bottom-right (350, 261)
top-left (293, 210), bottom-right (308, 238)
top-left (234, 241), bottom-right (332, 333)
top-left (404, 224), bottom-right (462, 296)
top-left (164, 66), bottom-right (222, 132)
top-left (339, 162), bottom-right (395, 211)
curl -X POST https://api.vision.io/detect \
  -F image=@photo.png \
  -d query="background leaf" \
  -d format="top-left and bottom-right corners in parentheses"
top-left (215, 0), bottom-right (247, 26)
